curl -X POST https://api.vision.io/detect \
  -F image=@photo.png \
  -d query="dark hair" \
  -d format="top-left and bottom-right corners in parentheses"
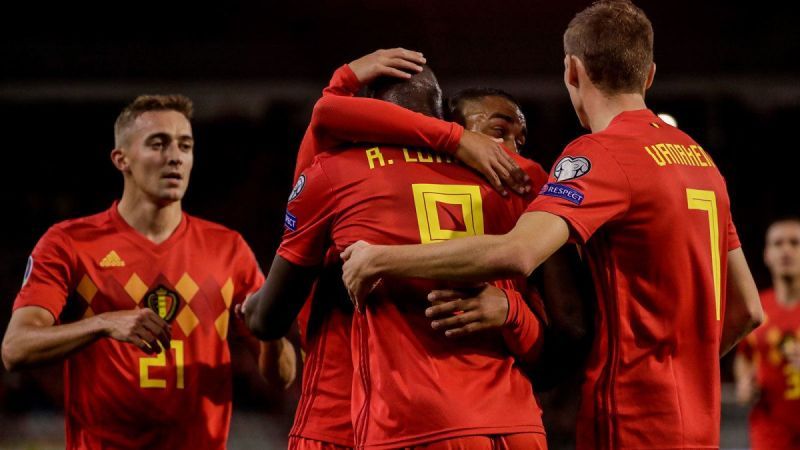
top-left (365, 65), bottom-right (443, 119)
top-left (447, 87), bottom-right (523, 125)
top-left (114, 94), bottom-right (194, 147)
top-left (564, 0), bottom-right (654, 94)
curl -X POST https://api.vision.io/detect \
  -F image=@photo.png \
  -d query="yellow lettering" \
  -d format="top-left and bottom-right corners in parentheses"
top-left (655, 144), bottom-right (676, 165)
top-left (645, 146), bottom-right (666, 166)
top-left (435, 154), bottom-right (443, 163)
top-left (785, 365), bottom-right (800, 400)
top-left (666, 144), bottom-right (689, 166)
top-left (366, 147), bottom-right (385, 169)
top-left (403, 148), bottom-right (418, 162)
top-left (417, 151), bottom-right (433, 163)
top-left (689, 146), bottom-right (708, 167)
top-left (676, 144), bottom-right (697, 166)
top-left (697, 146), bottom-right (716, 167)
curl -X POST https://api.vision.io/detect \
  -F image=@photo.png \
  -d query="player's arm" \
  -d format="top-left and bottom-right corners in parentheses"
top-left (2, 306), bottom-right (170, 371)
top-left (720, 247), bottom-right (764, 357)
top-left (342, 211), bottom-right (570, 306)
top-left (733, 344), bottom-right (759, 405)
top-left (257, 338), bottom-right (297, 390)
top-left (244, 255), bottom-right (318, 341)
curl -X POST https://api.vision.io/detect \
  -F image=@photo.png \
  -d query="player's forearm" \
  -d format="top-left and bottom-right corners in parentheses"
top-left (245, 255), bottom-right (316, 340)
top-left (720, 248), bottom-right (764, 357)
top-left (371, 234), bottom-right (529, 283)
top-left (258, 338), bottom-right (297, 390)
top-left (311, 95), bottom-right (462, 154)
top-left (501, 288), bottom-right (543, 364)
top-left (321, 64), bottom-right (362, 97)
top-left (2, 315), bottom-right (106, 371)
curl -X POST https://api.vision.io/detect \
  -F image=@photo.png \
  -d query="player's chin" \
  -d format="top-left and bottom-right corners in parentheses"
top-left (156, 188), bottom-right (186, 204)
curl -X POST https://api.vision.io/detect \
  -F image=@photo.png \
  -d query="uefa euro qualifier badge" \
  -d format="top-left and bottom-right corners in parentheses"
top-left (145, 285), bottom-right (179, 322)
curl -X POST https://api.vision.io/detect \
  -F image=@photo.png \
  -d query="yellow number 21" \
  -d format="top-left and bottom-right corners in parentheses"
top-left (686, 189), bottom-right (721, 320)
top-left (139, 340), bottom-right (185, 389)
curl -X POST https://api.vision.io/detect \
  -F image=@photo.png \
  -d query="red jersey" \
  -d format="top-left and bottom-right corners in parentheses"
top-left (528, 109), bottom-right (740, 449)
top-left (13, 203), bottom-right (263, 450)
top-left (289, 64), bottom-right (466, 448)
top-left (279, 144), bottom-right (549, 449)
top-left (737, 289), bottom-right (800, 449)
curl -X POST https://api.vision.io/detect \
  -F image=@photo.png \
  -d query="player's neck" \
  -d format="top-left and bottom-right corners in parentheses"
top-left (117, 193), bottom-right (183, 245)
top-left (585, 90), bottom-right (647, 133)
top-left (774, 276), bottom-right (800, 307)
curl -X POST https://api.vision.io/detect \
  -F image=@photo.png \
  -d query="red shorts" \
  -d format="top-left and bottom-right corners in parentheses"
top-left (405, 433), bottom-right (547, 450)
top-left (288, 436), bottom-right (353, 450)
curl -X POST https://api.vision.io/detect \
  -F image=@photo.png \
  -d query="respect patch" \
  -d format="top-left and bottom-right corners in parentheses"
top-left (540, 183), bottom-right (585, 205)
top-left (284, 211), bottom-right (297, 231)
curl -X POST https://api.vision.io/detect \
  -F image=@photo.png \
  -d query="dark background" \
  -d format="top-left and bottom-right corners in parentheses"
top-left (1, 1), bottom-right (798, 447)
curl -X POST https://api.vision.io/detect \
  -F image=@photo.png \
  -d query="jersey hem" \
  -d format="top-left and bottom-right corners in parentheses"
top-left (358, 424), bottom-right (544, 449)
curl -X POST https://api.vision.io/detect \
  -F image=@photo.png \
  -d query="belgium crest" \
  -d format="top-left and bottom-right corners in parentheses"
top-left (145, 285), bottom-right (180, 322)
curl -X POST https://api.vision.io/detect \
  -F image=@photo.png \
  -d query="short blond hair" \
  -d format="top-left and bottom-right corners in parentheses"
top-left (114, 94), bottom-right (194, 147)
top-left (564, 0), bottom-right (654, 94)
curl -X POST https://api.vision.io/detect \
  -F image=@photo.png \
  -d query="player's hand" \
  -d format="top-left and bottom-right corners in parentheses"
top-left (348, 48), bottom-right (426, 85)
top-left (735, 375), bottom-right (760, 405)
top-left (341, 240), bottom-right (381, 311)
top-left (425, 284), bottom-right (509, 337)
top-left (97, 309), bottom-right (171, 355)
top-left (455, 130), bottom-right (530, 196)
top-left (235, 293), bottom-right (255, 321)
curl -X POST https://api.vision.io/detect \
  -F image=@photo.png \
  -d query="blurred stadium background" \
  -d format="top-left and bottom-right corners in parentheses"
top-left (1, 1), bottom-right (798, 448)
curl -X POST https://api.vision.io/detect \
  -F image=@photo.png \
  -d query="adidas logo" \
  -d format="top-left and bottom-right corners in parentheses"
top-left (99, 250), bottom-right (125, 268)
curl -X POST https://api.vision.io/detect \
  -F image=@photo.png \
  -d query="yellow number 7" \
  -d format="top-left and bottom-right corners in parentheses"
top-left (139, 340), bottom-right (185, 389)
top-left (686, 189), bottom-right (721, 320)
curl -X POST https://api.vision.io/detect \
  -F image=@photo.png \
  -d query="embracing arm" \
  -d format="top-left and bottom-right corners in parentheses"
top-left (244, 255), bottom-right (318, 341)
top-left (342, 211), bottom-right (570, 304)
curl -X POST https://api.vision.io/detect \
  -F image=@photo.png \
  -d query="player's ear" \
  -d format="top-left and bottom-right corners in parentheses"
top-left (110, 148), bottom-right (128, 172)
top-left (565, 55), bottom-right (580, 89)
top-left (644, 62), bottom-right (656, 91)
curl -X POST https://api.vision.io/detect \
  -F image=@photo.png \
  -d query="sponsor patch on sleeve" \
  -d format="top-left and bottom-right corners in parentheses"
top-left (284, 211), bottom-right (297, 231)
top-left (22, 256), bottom-right (33, 287)
top-left (554, 156), bottom-right (591, 181)
top-left (540, 183), bottom-right (585, 205)
top-left (288, 175), bottom-right (306, 202)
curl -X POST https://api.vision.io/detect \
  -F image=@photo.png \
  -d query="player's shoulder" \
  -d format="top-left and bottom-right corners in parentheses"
top-left (49, 208), bottom-right (115, 240)
top-left (184, 213), bottom-right (245, 244)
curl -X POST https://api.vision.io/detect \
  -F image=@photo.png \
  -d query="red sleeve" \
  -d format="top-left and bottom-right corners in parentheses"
top-left (527, 136), bottom-right (631, 244)
top-left (727, 212), bottom-right (741, 251)
top-left (293, 65), bottom-right (363, 181)
top-left (232, 234), bottom-right (265, 308)
top-left (494, 280), bottom-right (543, 364)
top-left (13, 226), bottom-right (75, 320)
top-left (322, 64), bottom-right (362, 97)
top-left (277, 162), bottom-right (338, 267)
top-left (310, 96), bottom-right (463, 155)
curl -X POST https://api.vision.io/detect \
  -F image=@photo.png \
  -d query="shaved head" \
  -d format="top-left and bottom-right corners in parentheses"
top-left (366, 65), bottom-right (443, 119)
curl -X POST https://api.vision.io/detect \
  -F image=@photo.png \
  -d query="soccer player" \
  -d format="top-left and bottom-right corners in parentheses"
top-left (1, 95), bottom-right (295, 450)
top-left (341, 1), bottom-right (764, 448)
top-left (448, 87), bottom-right (528, 154)
top-left (255, 48), bottom-right (548, 450)
top-left (247, 66), bottom-right (548, 449)
top-left (735, 218), bottom-right (800, 449)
